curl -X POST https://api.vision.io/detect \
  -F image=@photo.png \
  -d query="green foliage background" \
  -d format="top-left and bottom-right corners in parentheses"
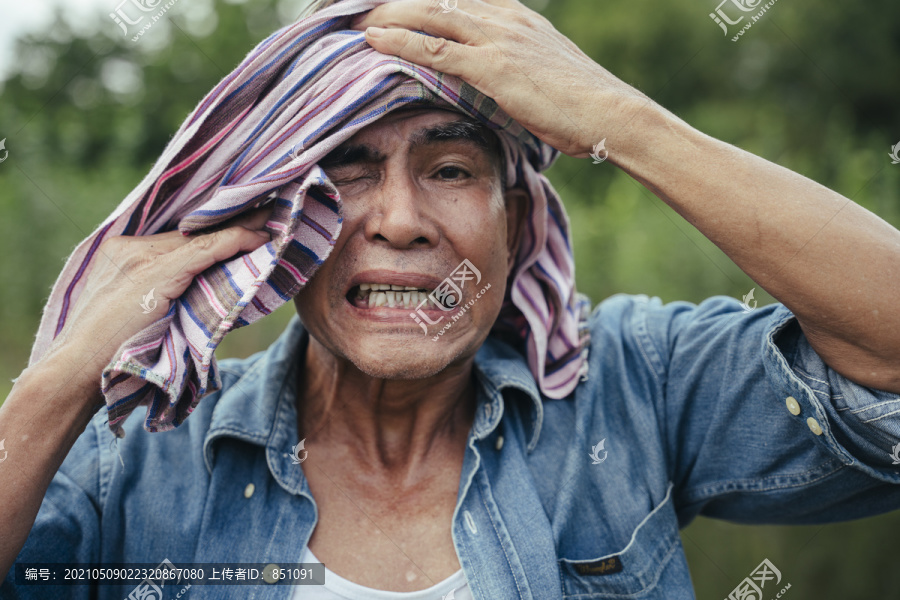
top-left (1, 0), bottom-right (899, 597)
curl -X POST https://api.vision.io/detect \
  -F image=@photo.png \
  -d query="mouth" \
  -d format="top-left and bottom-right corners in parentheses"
top-left (348, 283), bottom-right (439, 310)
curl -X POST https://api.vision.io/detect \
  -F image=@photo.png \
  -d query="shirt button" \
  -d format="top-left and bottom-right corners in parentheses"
top-left (495, 435), bottom-right (504, 451)
top-left (262, 563), bottom-right (281, 584)
top-left (244, 483), bottom-right (255, 498)
top-left (785, 396), bottom-right (801, 416)
top-left (806, 417), bottom-right (824, 436)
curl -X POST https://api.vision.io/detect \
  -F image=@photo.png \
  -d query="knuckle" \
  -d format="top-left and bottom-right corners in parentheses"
top-left (506, 8), bottom-right (534, 28)
top-left (505, 25), bottom-right (530, 47)
top-left (423, 34), bottom-right (449, 55)
top-left (423, 1), bottom-right (444, 20)
top-left (99, 235), bottom-right (126, 253)
top-left (511, 13), bottom-right (531, 28)
top-left (188, 230), bottom-right (218, 251)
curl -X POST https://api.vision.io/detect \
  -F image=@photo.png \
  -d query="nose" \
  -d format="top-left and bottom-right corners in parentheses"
top-left (363, 170), bottom-right (440, 249)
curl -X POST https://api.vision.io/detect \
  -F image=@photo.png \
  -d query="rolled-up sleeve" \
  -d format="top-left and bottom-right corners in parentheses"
top-left (625, 294), bottom-right (900, 526)
top-left (766, 309), bottom-right (900, 478)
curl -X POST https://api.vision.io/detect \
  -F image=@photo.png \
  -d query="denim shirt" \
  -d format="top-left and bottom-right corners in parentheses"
top-left (5, 294), bottom-right (900, 600)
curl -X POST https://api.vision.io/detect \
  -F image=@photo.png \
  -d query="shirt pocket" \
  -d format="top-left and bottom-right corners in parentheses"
top-left (557, 484), bottom-right (683, 599)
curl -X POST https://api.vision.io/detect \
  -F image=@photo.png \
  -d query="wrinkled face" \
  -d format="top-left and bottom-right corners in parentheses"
top-left (292, 107), bottom-right (526, 380)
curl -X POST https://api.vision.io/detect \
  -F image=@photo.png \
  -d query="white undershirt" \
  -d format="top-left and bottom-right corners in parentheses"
top-left (290, 546), bottom-right (472, 600)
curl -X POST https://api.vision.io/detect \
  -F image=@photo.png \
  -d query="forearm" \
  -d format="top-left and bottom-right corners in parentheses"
top-left (0, 350), bottom-right (103, 580)
top-left (608, 99), bottom-right (900, 392)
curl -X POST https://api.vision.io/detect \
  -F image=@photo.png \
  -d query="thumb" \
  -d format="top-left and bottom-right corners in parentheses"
top-left (162, 226), bottom-right (271, 297)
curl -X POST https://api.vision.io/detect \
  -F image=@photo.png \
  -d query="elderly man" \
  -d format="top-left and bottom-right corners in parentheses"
top-left (2, 0), bottom-right (900, 599)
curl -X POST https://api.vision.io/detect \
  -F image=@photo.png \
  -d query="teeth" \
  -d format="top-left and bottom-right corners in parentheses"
top-left (354, 283), bottom-right (444, 309)
top-left (358, 289), bottom-right (439, 309)
top-left (357, 283), bottom-right (424, 291)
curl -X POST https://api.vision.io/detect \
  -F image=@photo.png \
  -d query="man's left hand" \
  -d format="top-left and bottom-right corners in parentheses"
top-left (350, 0), bottom-right (644, 158)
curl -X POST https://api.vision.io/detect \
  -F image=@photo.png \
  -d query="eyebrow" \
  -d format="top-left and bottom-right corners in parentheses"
top-left (410, 119), bottom-right (494, 153)
top-left (317, 119), bottom-right (495, 170)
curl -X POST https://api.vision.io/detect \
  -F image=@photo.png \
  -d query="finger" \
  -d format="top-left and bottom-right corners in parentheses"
top-left (163, 226), bottom-right (271, 293)
top-left (107, 203), bottom-right (275, 262)
top-left (212, 204), bottom-right (277, 232)
top-left (362, 27), bottom-right (469, 79)
top-left (352, 0), bottom-right (457, 34)
top-left (130, 205), bottom-right (277, 256)
top-left (351, 0), bottom-right (519, 31)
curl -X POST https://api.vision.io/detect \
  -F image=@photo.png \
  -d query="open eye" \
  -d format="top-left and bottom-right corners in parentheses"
top-left (436, 166), bottom-right (470, 180)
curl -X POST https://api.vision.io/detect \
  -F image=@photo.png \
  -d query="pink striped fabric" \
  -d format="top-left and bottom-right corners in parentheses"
top-left (28, 0), bottom-right (590, 435)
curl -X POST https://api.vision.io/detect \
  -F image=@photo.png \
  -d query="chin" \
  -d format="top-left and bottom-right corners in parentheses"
top-left (340, 333), bottom-right (471, 381)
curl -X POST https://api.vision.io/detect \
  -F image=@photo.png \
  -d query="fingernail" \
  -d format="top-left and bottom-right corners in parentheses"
top-left (366, 26), bottom-right (386, 38)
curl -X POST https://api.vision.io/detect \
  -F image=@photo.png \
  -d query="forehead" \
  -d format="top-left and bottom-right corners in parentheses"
top-left (337, 106), bottom-right (499, 153)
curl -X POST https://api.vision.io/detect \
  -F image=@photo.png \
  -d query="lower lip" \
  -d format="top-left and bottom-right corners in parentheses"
top-left (344, 296), bottom-right (459, 322)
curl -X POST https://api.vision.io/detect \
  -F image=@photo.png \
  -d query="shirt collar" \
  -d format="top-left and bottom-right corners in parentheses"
top-left (203, 315), bottom-right (307, 494)
top-left (472, 335), bottom-right (545, 452)
top-left (203, 315), bottom-right (547, 486)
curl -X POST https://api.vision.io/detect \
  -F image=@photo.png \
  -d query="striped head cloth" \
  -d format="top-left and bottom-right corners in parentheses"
top-left (28, 0), bottom-right (591, 436)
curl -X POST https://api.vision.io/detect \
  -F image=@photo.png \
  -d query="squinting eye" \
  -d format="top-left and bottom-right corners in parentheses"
top-left (327, 171), bottom-right (373, 186)
top-left (437, 166), bottom-right (468, 179)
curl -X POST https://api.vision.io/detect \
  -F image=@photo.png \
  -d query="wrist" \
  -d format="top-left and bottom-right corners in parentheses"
top-left (603, 98), bottom-right (707, 191)
top-left (16, 348), bottom-right (106, 418)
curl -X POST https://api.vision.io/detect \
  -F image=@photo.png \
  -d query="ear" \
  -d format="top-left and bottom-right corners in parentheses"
top-left (503, 187), bottom-right (530, 274)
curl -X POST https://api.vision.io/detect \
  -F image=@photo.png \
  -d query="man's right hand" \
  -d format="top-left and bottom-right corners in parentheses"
top-left (0, 207), bottom-right (272, 581)
top-left (42, 208), bottom-right (273, 395)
